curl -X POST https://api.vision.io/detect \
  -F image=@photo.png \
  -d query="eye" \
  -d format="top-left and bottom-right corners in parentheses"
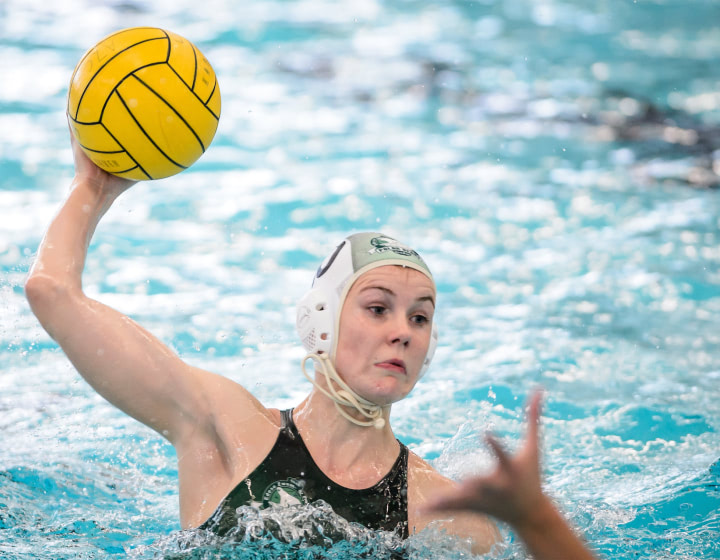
top-left (411, 314), bottom-right (429, 325)
top-left (368, 305), bottom-right (387, 316)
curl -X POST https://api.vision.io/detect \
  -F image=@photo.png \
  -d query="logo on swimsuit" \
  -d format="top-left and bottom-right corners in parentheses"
top-left (369, 236), bottom-right (419, 258)
top-left (262, 478), bottom-right (308, 508)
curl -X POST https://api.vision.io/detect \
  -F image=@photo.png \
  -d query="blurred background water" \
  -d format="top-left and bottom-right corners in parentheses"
top-left (1, 0), bottom-right (719, 558)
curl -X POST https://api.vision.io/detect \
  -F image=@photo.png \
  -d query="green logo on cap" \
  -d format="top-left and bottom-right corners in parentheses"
top-left (369, 236), bottom-right (420, 258)
top-left (346, 232), bottom-right (432, 279)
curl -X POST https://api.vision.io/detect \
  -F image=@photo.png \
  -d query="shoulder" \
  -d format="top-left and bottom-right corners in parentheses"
top-left (407, 451), bottom-right (500, 555)
top-left (175, 367), bottom-right (281, 461)
top-left (406, 452), bottom-right (460, 513)
top-left (407, 451), bottom-right (467, 499)
top-left (173, 370), bottom-right (284, 527)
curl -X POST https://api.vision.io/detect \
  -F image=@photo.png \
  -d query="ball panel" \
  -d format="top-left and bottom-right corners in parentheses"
top-left (68, 120), bottom-right (123, 152)
top-left (68, 28), bottom-right (169, 121)
top-left (131, 65), bottom-right (219, 152)
top-left (72, 39), bottom-right (170, 123)
top-left (165, 30), bottom-right (198, 89)
top-left (190, 44), bottom-right (217, 104)
top-left (113, 167), bottom-right (151, 181)
top-left (103, 90), bottom-right (185, 180)
top-left (206, 82), bottom-right (221, 118)
top-left (117, 72), bottom-right (204, 165)
top-left (82, 147), bottom-right (146, 179)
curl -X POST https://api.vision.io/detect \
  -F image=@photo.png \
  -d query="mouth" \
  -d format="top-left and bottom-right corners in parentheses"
top-left (375, 359), bottom-right (407, 374)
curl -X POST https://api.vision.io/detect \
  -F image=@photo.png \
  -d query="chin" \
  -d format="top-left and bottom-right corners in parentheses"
top-left (363, 379), bottom-right (415, 406)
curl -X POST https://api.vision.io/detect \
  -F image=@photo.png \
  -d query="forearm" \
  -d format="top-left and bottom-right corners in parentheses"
top-left (514, 497), bottom-right (598, 560)
top-left (24, 174), bottom-right (198, 438)
top-left (28, 177), bottom-right (119, 290)
top-left (26, 176), bottom-right (124, 342)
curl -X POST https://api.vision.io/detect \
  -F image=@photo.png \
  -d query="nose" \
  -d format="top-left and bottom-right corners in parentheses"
top-left (388, 314), bottom-right (411, 347)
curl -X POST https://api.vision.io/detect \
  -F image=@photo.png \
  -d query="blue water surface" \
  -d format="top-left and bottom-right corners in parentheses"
top-left (1, 0), bottom-right (719, 558)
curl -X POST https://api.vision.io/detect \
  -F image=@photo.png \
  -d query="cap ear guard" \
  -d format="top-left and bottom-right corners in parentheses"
top-left (419, 322), bottom-right (439, 379)
top-left (296, 239), bottom-right (352, 358)
top-left (296, 288), bottom-right (334, 356)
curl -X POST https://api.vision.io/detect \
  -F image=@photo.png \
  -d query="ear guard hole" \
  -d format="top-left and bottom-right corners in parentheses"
top-left (320, 333), bottom-right (328, 340)
top-left (316, 303), bottom-right (325, 311)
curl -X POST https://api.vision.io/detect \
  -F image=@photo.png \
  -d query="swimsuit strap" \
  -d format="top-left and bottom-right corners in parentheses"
top-left (280, 408), bottom-right (292, 429)
top-left (283, 408), bottom-right (408, 488)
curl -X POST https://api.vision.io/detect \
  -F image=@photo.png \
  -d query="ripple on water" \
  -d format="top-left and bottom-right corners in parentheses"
top-left (2, 0), bottom-right (720, 558)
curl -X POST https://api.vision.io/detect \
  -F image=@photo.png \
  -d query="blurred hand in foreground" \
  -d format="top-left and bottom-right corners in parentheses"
top-left (425, 390), bottom-right (599, 560)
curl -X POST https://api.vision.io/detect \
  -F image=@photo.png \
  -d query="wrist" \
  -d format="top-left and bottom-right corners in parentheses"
top-left (513, 493), bottom-right (560, 537)
top-left (512, 495), bottom-right (597, 560)
top-left (70, 175), bottom-right (120, 214)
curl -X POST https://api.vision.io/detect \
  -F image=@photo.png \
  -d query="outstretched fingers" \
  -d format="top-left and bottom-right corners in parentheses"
top-left (486, 389), bottom-right (543, 467)
top-left (527, 389), bottom-right (543, 439)
top-left (424, 390), bottom-right (547, 520)
top-left (523, 389), bottom-right (544, 464)
top-left (485, 432), bottom-right (513, 469)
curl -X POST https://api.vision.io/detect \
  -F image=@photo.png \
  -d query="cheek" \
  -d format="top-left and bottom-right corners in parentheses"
top-left (412, 331), bottom-right (431, 366)
top-left (338, 306), bottom-right (372, 343)
top-left (336, 318), bottom-right (388, 379)
top-left (335, 312), bottom-right (367, 363)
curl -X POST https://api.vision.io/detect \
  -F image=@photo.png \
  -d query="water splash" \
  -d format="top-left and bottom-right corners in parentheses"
top-left (129, 501), bottom-right (475, 560)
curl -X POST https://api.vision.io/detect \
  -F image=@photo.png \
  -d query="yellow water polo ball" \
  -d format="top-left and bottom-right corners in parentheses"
top-left (67, 27), bottom-right (221, 180)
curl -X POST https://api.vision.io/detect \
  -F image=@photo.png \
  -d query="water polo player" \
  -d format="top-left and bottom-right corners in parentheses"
top-left (25, 133), bottom-right (597, 559)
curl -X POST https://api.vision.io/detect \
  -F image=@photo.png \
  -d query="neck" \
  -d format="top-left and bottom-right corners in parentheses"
top-left (293, 391), bottom-right (398, 471)
top-left (301, 353), bottom-right (387, 429)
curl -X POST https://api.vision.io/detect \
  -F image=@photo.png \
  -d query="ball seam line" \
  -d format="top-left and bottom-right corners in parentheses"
top-left (99, 118), bottom-right (150, 180)
top-left (114, 87), bottom-right (188, 177)
top-left (73, 36), bottom-right (168, 122)
top-left (129, 73), bottom-right (207, 153)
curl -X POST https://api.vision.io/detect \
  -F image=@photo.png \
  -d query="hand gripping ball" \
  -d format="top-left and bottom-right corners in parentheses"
top-left (67, 27), bottom-right (221, 180)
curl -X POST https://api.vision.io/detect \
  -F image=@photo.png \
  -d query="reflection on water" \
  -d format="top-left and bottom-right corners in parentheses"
top-left (1, 0), bottom-right (719, 558)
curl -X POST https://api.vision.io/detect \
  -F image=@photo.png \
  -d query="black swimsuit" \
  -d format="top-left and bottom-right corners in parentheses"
top-left (200, 409), bottom-right (409, 538)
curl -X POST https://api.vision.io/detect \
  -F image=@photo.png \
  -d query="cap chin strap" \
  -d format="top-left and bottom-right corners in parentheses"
top-left (301, 353), bottom-right (386, 429)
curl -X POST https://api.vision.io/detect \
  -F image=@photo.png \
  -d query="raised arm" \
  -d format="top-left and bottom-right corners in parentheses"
top-left (425, 391), bottom-right (599, 560)
top-left (24, 133), bottom-right (251, 444)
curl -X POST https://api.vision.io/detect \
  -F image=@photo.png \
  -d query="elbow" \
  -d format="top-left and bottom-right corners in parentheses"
top-left (25, 273), bottom-right (81, 331)
top-left (25, 272), bottom-right (63, 308)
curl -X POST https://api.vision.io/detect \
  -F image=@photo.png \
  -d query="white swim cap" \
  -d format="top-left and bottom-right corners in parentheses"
top-left (296, 232), bottom-right (438, 379)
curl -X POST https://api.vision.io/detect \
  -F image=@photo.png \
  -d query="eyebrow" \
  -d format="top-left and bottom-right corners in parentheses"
top-left (360, 285), bottom-right (436, 307)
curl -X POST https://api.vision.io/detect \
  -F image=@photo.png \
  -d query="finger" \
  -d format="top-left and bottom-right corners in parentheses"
top-left (519, 390), bottom-right (544, 468)
top-left (67, 122), bottom-right (78, 151)
top-left (67, 123), bottom-right (89, 167)
top-left (485, 432), bottom-right (513, 469)
top-left (526, 388), bottom-right (543, 443)
top-left (67, 121), bottom-right (81, 148)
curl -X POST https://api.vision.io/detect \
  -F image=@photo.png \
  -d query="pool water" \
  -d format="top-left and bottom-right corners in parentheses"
top-left (1, 0), bottom-right (719, 558)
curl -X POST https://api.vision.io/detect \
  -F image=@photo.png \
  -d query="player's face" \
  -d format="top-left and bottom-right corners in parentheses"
top-left (334, 265), bottom-right (435, 406)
